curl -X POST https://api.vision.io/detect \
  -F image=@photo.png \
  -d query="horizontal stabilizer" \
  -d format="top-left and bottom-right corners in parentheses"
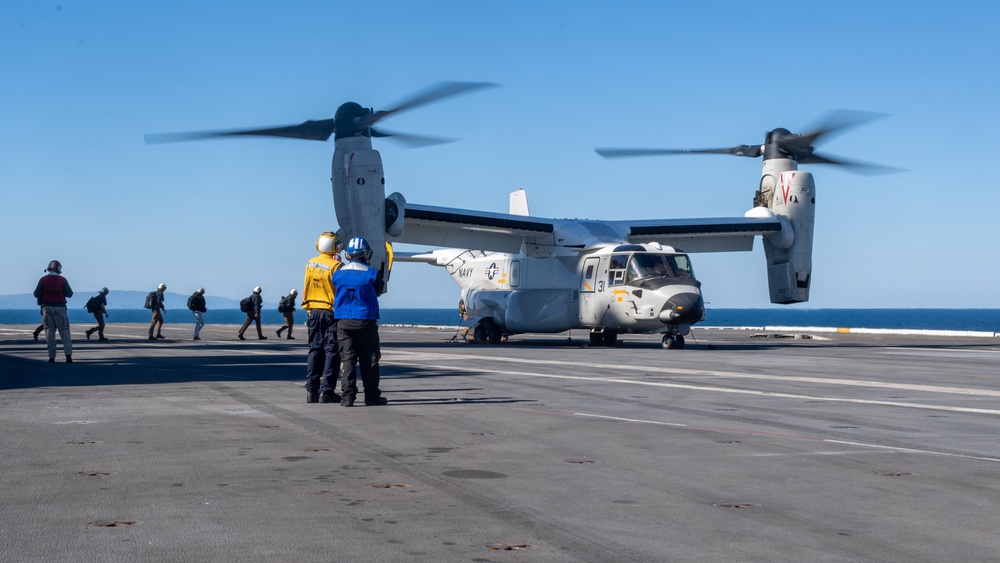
top-left (392, 251), bottom-right (439, 264)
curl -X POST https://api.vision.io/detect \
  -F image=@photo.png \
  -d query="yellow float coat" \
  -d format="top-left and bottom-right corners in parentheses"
top-left (301, 254), bottom-right (342, 312)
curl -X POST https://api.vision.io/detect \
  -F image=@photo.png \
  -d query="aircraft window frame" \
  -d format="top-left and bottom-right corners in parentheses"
top-left (580, 258), bottom-right (600, 293)
top-left (624, 253), bottom-right (695, 284)
top-left (626, 253), bottom-right (672, 284)
top-left (671, 254), bottom-right (694, 278)
top-left (608, 254), bottom-right (628, 286)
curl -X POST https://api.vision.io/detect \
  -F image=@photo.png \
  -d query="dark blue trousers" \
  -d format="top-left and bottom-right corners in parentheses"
top-left (306, 309), bottom-right (339, 396)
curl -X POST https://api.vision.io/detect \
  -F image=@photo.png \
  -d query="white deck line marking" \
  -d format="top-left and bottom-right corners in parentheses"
top-left (386, 356), bottom-right (1000, 416)
top-left (386, 349), bottom-right (1000, 398)
top-left (884, 346), bottom-right (1000, 355)
top-left (573, 413), bottom-right (687, 426)
top-left (823, 440), bottom-right (1000, 463)
top-left (572, 413), bottom-right (1000, 463)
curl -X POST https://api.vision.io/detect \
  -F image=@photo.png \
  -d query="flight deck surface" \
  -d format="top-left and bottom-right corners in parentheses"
top-left (2, 323), bottom-right (999, 562)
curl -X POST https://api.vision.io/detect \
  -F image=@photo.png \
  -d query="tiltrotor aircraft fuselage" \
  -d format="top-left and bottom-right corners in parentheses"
top-left (395, 192), bottom-right (709, 348)
top-left (147, 84), bottom-right (884, 349)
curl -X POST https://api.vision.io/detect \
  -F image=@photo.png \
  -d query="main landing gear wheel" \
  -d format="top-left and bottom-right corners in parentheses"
top-left (662, 334), bottom-right (685, 350)
top-left (473, 319), bottom-right (503, 344)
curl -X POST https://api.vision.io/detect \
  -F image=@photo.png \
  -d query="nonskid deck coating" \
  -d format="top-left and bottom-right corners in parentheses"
top-left (2, 323), bottom-right (1000, 562)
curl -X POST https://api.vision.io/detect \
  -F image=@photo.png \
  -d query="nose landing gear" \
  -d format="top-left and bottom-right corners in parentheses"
top-left (661, 334), bottom-right (685, 350)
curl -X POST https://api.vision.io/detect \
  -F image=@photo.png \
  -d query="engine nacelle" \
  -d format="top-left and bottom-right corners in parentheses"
top-left (385, 192), bottom-right (406, 238)
top-left (332, 137), bottom-right (389, 292)
top-left (762, 170), bottom-right (815, 304)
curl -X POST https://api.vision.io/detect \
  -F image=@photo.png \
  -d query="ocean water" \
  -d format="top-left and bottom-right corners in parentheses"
top-left (2, 308), bottom-right (999, 332)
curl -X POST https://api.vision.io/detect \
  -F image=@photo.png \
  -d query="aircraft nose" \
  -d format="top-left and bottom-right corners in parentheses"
top-left (659, 291), bottom-right (705, 324)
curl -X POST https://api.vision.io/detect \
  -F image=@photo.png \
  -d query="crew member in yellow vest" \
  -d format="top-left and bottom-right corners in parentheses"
top-left (303, 231), bottom-right (343, 404)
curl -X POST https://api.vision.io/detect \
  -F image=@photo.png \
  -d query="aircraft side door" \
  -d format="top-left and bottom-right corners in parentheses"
top-left (579, 257), bottom-right (601, 325)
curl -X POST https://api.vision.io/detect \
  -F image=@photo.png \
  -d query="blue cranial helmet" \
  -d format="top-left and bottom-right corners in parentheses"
top-left (346, 237), bottom-right (371, 259)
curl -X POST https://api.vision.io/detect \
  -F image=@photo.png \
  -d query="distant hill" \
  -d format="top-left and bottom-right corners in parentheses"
top-left (0, 291), bottom-right (275, 310)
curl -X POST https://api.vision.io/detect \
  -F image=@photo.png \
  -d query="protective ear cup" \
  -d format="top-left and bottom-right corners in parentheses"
top-left (316, 231), bottom-right (339, 255)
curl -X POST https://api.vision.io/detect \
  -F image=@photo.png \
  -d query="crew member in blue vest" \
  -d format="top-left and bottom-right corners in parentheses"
top-left (33, 260), bottom-right (74, 363)
top-left (333, 237), bottom-right (387, 407)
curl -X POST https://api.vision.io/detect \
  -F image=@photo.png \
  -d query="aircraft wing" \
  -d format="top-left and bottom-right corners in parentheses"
top-left (611, 216), bottom-right (783, 253)
top-left (393, 199), bottom-right (783, 254)
top-left (392, 202), bottom-right (555, 253)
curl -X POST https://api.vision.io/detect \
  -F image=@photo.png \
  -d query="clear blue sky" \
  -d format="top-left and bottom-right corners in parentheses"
top-left (3, 1), bottom-right (998, 309)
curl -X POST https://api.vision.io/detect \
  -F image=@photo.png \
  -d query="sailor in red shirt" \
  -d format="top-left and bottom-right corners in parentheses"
top-left (32, 260), bottom-right (74, 363)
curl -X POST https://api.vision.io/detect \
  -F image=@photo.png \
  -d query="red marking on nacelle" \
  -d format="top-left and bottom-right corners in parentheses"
top-left (781, 172), bottom-right (796, 205)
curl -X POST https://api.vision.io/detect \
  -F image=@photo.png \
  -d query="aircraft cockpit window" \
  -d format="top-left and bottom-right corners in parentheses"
top-left (671, 254), bottom-right (694, 277)
top-left (609, 254), bottom-right (628, 286)
top-left (627, 254), bottom-right (672, 282)
top-left (625, 253), bottom-right (695, 284)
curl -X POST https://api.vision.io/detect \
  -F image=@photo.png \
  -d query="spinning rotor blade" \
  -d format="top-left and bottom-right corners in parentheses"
top-left (362, 81), bottom-right (498, 128)
top-left (370, 127), bottom-right (455, 148)
top-left (595, 110), bottom-right (895, 174)
top-left (595, 145), bottom-right (762, 158)
top-left (144, 119), bottom-right (337, 144)
top-left (796, 152), bottom-right (901, 175)
top-left (145, 81), bottom-right (497, 146)
top-left (792, 110), bottom-right (887, 149)
top-left (775, 110), bottom-right (897, 174)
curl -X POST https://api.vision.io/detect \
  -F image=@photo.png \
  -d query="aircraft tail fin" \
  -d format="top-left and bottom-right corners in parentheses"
top-left (510, 189), bottom-right (529, 216)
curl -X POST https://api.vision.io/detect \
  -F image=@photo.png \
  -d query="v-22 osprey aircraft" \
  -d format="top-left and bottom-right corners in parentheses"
top-left (146, 84), bottom-right (884, 349)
